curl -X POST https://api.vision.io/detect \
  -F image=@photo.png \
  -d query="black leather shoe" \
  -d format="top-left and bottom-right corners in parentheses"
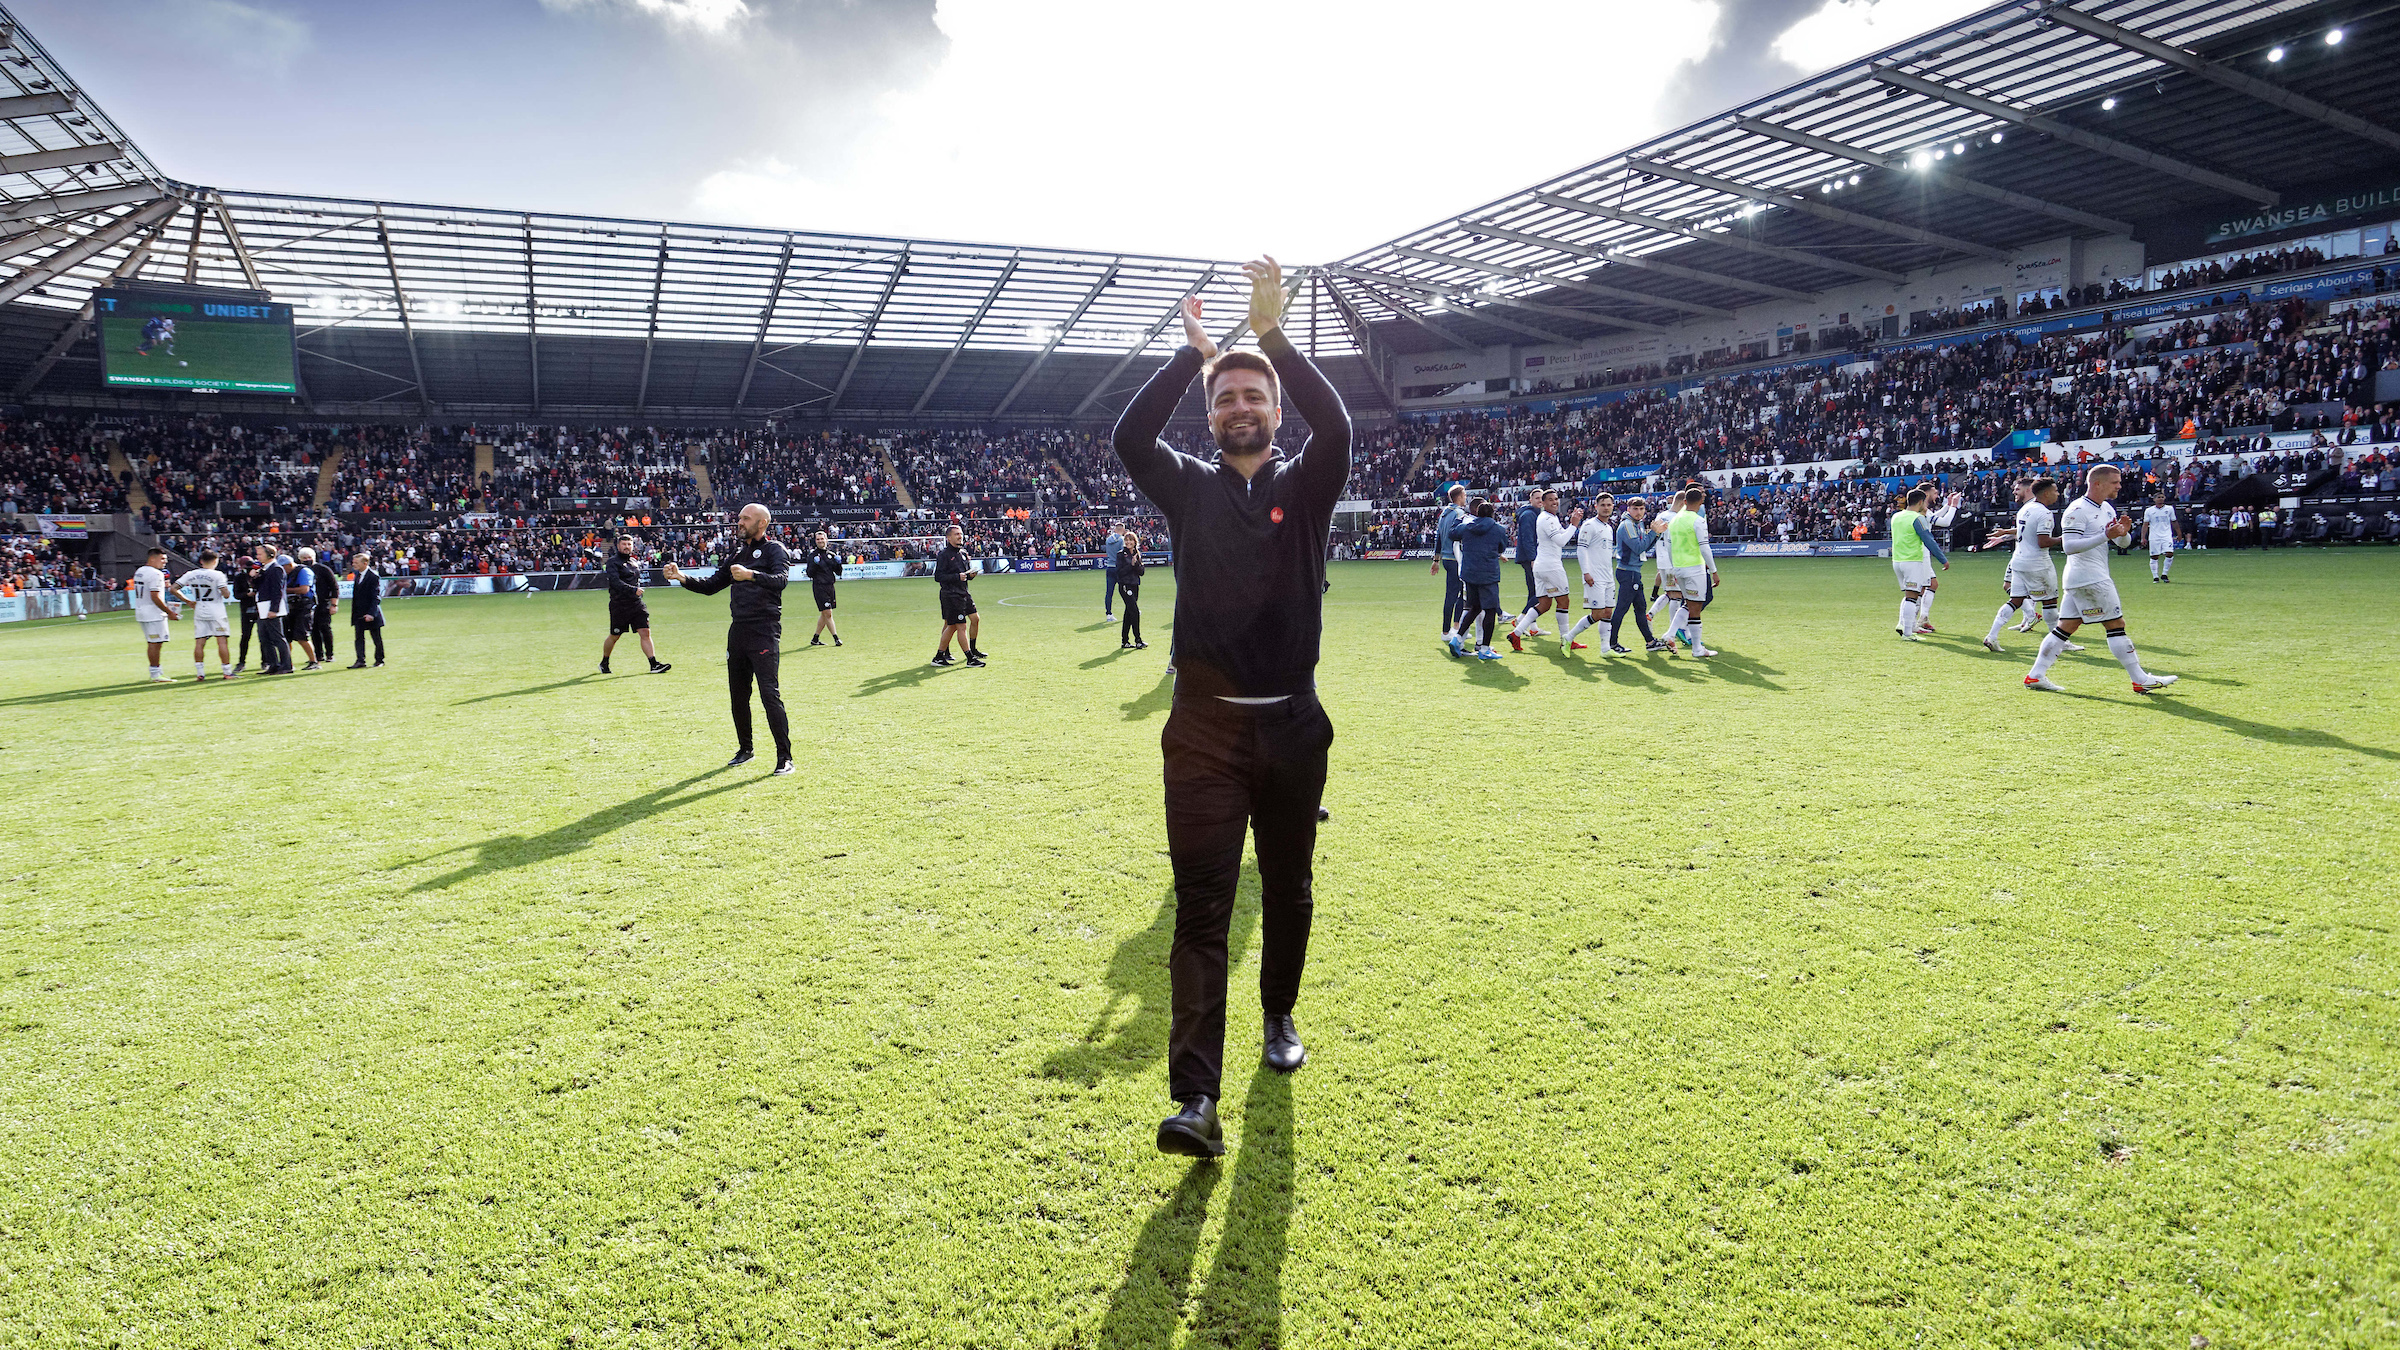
top-left (1263, 1013), bottom-right (1307, 1073)
top-left (726, 750), bottom-right (755, 768)
top-left (1156, 1096), bottom-right (1224, 1157)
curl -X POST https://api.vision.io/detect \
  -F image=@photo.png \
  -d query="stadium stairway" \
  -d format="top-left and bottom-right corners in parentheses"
top-left (685, 443), bottom-right (713, 505)
top-left (1405, 439), bottom-right (1431, 490)
top-left (106, 440), bottom-right (150, 511)
top-left (1044, 454), bottom-right (1090, 507)
top-left (311, 449), bottom-right (345, 509)
top-left (879, 445), bottom-right (915, 509)
top-left (473, 441), bottom-right (495, 484)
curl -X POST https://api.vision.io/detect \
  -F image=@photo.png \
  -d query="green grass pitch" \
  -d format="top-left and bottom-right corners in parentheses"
top-left (2, 549), bottom-right (2394, 1347)
top-left (97, 314), bottom-right (297, 394)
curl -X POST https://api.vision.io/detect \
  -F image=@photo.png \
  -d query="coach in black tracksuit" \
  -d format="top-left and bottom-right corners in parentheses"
top-left (664, 505), bottom-right (793, 774)
top-left (309, 552), bottom-right (340, 660)
top-left (232, 558), bottom-right (259, 671)
top-left (1112, 258), bottom-right (1349, 1158)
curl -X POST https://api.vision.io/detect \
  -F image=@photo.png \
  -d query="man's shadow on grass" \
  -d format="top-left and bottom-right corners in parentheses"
top-left (392, 768), bottom-right (743, 891)
top-left (1097, 1065), bottom-right (1296, 1350)
top-left (1452, 653), bottom-right (1530, 690)
top-left (1703, 649), bottom-right (1787, 691)
top-left (1039, 873), bottom-right (1258, 1087)
top-left (2057, 691), bottom-right (2398, 761)
top-left (451, 673), bottom-right (600, 706)
top-left (0, 681), bottom-right (183, 709)
top-left (852, 663), bottom-right (944, 698)
top-left (1122, 671), bottom-right (1173, 721)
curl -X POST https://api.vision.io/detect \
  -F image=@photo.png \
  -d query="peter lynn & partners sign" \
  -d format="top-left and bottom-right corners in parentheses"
top-left (2205, 179), bottom-right (2400, 245)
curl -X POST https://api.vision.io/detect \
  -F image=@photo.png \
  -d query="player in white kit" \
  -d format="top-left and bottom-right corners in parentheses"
top-left (2024, 464), bottom-right (2177, 694)
top-left (1562, 494), bottom-right (1622, 653)
top-left (176, 548), bottom-right (236, 681)
top-left (131, 547), bottom-right (180, 683)
top-left (1915, 488), bottom-right (1961, 632)
top-left (1976, 477), bottom-right (2076, 654)
top-left (1509, 489), bottom-right (1579, 652)
top-left (2142, 491), bottom-right (2179, 581)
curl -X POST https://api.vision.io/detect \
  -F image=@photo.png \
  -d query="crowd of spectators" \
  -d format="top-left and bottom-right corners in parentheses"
top-left (2, 415), bottom-right (129, 514)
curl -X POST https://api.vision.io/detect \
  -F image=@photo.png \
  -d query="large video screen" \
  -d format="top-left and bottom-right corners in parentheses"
top-left (95, 285), bottom-right (297, 394)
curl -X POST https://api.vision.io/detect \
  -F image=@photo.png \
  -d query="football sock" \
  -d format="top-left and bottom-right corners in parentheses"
top-left (2029, 632), bottom-right (2066, 678)
top-left (2106, 634), bottom-right (2149, 681)
top-left (1513, 609), bottom-right (1537, 637)
top-left (1687, 620), bottom-right (1703, 651)
top-left (2161, 555), bottom-right (2172, 575)
top-left (2039, 604), bottom-right (2060, 627)
top-left (1986, 603), bottom-right (2014, 644)
top-left (2148, 557), bottom-right (2159, 579)
top-left (1917, 591), bottom-right (1935, 623)
top-left (193, 661), bottom-right (205, 677)
top-left (1564, 615), bottom-right (1592, 644)
top-left (1898, 599), bottom-right (1916, 634)
top-left (149, 665), bottom-right (162, 678)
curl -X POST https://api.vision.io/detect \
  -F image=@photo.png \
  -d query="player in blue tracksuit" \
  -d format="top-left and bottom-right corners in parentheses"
top-left (1431, 482), bottom-right (1469, 637)
top-left (1446, 500), bottom-right (1511, 659)
top-left (1608, 497), bottom-right (1669, 652)
top-left (1513, 498), bottom-right (1545, 619)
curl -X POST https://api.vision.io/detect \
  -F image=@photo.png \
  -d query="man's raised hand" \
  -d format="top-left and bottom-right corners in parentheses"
top-left (1179, 296), bottom-right (1219, 362)
top-left (1244, 256), bottom-right (1284, 337)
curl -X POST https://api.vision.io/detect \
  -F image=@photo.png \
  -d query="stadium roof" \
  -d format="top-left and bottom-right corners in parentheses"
top-left (0, 0), bottom-right (2395, 421)
top-left (1333, 0), bottom-right (2400, 354)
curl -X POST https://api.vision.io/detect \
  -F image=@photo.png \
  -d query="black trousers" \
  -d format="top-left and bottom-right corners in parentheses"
top-left (313, 610), bottom-right (336, 660)
top-left (237, 607), bottom-right (258, 664)
top-left (257, 615), bottom-right (291, 673)
top-left (1521, 558), bottom-right (1539, 612)
top-left (1440, 561), bottom-right (1461, 631)
top-left (1162, 693), bottom-right (1332, 1104)
top-left (1608, 568), bottom-right (1657, 646)
top-left (1119, 583), bottom-right (1142, 645)
top-left (354, 617), bottom-right (384, 664)
top-left (726, 623), bottom-right (791, 759)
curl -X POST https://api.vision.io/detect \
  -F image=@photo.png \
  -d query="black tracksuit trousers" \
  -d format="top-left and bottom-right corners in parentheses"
top-left (726, 622), bottom-right (791, 759)
top-left (1162, 693), bottom-right (1331, 1104)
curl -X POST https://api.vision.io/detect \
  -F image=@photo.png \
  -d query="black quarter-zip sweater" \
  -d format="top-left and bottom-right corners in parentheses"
top-left (1111, 327), bottom-right (1352, 699)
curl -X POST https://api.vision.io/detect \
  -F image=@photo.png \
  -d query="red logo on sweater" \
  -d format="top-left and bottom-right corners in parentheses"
top-left (1269, 507), bottom-right (1284, 524)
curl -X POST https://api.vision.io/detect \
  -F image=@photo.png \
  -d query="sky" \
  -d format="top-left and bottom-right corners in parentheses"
top-left (17, 0), bottom-right (1990, 262)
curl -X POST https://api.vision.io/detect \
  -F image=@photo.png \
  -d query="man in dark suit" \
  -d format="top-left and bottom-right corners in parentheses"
top-left (251, 544), bottom-right (292, 674)
top-left (347, 551), bottom-right (385, 668)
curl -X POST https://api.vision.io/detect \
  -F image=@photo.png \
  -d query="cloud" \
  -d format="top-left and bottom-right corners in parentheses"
top-left (163, 0), bottom-right (310, 75)
top-left (688, 0), bottom-right (1722, 260)
top-left (1656, 0), bottom-right (1989, 127)
top-left (541, 0), bottom-right (750, 35)
top-left (1771, 0), bottom-right (1990, 73)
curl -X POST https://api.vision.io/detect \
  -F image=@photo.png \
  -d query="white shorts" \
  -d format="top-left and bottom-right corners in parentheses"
top-left (2004, 558), bottom-right (2059, 601)
top-left (1580, 569), bottom-right (1617, 610)
top-left (194, 611), bottom-right (231, 638)
top-left (1532, 563), bottom-right (1570, 597)
top-left (2063, 577), bottom-right (2123, 623)
top-left (1662, 565), bottom-right (1710, 600)
top-left (1893, 559), bottom-right (1935, 590)
top-left (2150, 543), bottom-right (2175, 556)
top-left (139, 617), bottom-right (169, 641)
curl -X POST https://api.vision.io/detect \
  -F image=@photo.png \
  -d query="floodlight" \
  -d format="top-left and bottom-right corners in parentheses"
top-left (2101, 97), bottom-right (2117, 109)
top-left (1933, 149), bottom-right (1947, 160)
top-left (1989, 133), bottom-right (2002, 144)
top-left (1912, 152), bottom-right (1931, 169)
top-left (1849, 174), bottom-right (1860, 185)
top-left (1953, 142), bottom-right (1966, 155)
top-left (2268, 45), bottom-right (2285, 61)
top-left (2326, 28), bottom-right (2343, 44)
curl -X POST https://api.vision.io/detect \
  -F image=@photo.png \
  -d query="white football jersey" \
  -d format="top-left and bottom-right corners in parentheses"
top-left (2059, 496), bottom-right (2118, 587)
top-left (2142, 505), bottom-right (2177, 545)
top-left (1572, 517), bottom-right (1612, 573)
top-left (177, 567), bottom-right (231, 620)
top-left (2011, 501), bottom-right (2056, 568)
top-left (1534, 512), bottom-right (1571, 568)
top-left (131, 565), bottom-right (170, 621)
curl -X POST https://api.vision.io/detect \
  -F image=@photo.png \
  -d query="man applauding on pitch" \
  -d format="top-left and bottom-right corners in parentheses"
top-left (1111, 257), bottom-right (1350, 1158)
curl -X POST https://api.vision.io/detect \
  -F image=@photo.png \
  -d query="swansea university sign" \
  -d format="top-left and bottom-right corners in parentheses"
top-left (2206, 178), bottom-right (2400, 245)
